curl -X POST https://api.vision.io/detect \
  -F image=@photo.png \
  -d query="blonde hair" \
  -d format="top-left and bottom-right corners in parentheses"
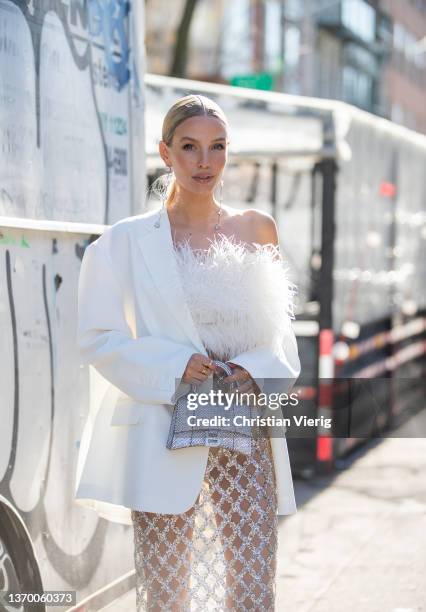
top-left (150, 94), bottom-right (229, 207)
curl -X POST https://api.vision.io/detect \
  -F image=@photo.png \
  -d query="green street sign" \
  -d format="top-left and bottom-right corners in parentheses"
top-left (230, 72), bottom-right (274, 91)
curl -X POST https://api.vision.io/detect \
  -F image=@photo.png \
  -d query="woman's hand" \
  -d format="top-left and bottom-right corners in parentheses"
top-left (221, 363), bottom-right (261, 406)
top-left (182, 353), bottom-right (218, 385)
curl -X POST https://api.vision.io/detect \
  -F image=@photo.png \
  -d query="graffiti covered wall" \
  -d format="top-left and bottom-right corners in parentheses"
top-left (0, 222), bottom-right (139, 607)
top-left (0, 0), bottom-right (146, 224)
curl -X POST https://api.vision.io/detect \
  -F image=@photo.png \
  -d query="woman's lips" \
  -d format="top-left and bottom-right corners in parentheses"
top-left (193, 176), bottom-right (214, 183)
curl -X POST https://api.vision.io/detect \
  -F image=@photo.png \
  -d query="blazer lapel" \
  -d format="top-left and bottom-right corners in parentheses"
top-left (136, 207), bottom-right (207, 355)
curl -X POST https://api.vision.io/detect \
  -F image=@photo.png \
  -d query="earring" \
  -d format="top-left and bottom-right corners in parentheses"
top-left (154, 166), bottom-right (173, 228)
top-left (214, 179), bottom-right (223, 231)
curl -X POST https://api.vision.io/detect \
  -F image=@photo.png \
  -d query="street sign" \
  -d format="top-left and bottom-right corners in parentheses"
top-left (230, 72), bottom-right (274, 91)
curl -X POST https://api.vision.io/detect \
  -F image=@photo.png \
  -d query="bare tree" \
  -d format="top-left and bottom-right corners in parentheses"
top-left (170, 0), bottom-right (199, 77)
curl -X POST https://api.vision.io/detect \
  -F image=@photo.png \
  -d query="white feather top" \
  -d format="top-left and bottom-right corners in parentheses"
top-left (173, 233), bottom-right (298, 361)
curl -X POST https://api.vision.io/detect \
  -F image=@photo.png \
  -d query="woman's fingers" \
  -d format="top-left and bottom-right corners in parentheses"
top-left (194, 354), bottom-right (215, 371)
top-left (235, 380), bottom-right (254, 393)
top-left (182, 358), bottom-right (263, 409)
top-left (221, 366), bottom-right (251, 387)
top-left (182, 353), bottom-right (217, 385)
top-left (220, 365), bottom-right (262, 405)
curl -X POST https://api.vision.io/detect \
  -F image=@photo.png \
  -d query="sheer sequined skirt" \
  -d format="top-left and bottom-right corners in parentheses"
top-left (130, 435), bottom-right (278, 611)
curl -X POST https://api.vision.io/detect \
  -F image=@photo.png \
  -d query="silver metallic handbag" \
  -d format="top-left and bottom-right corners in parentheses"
top-left (166, 360), bottom-right (262, 455)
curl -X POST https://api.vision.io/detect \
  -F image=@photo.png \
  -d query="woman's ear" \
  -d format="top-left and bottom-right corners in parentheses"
top-left (158, 140), bottom-right (170, 167)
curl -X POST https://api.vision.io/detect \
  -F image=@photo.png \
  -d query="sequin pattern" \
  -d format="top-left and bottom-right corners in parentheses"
top-left (131, 436), bottom-right (278, 611)
top-left (131, 238), bottom-right (279, 610)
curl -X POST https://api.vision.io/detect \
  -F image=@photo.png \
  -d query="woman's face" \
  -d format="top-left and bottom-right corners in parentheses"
top-left (160, 115), bottom-right (228, 194)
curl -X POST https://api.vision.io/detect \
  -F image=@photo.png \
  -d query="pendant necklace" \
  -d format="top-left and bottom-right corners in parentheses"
top-left (154, 173), bottom-right (224, 239)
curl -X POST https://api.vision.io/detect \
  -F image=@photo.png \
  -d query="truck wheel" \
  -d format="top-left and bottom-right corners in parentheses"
top-left (0, 503), bottom-right (44, 612)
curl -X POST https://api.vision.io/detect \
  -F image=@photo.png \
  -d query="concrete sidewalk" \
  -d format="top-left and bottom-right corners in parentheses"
top-left (276, 413), bottom-right (426, 612)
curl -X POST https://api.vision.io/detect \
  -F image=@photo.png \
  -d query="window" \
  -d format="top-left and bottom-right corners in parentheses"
top-left (343, 65), bottom-right (373, 109)
top-left (393, 23), bottom-right (405, 52)
top-left (284, 24), bottom-right (301, 93)
top-left (391, 103), bottom-right (404, 124)
top-left (341, 0), bottom-right (376, 43)
top-left (285, 25), bottom-right (301, 68)
top-left (393, 21), bottom-right (426, 69)
top-left (344, 42), bottom-right (378, 75)
top-left (284, 0), bottom-right (304, 21)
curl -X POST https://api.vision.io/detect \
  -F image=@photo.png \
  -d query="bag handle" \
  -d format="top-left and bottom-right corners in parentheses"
top-left (189, 359), bottom-right (236, 393)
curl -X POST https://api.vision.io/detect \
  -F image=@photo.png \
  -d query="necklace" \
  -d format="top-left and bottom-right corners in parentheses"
top-left (168, 203), bottom-right (223, 251)
top-left (154, 174), bottom-right (224, 231)
top-left (155, 199), bottom-right (222, 232)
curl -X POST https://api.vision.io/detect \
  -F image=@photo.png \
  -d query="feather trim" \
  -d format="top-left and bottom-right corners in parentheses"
top-left (174, 233), bottom-right (298, 361)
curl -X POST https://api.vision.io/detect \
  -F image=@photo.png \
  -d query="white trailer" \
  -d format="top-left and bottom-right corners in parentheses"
top-left (144, 73), bottom-right (426, 475)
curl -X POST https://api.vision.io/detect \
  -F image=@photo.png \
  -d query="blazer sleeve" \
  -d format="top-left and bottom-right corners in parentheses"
top-left (227, 323), bottom-right (301, 395)
top-left (76, 231), bottom-right (195, 405)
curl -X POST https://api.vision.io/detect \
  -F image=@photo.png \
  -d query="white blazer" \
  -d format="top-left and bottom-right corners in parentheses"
top-left (74, 206), bottom-right (301, 525)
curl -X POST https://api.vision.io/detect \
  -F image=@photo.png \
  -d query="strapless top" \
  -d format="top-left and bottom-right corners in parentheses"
top-left (173, 233), bottom-right (297, 362)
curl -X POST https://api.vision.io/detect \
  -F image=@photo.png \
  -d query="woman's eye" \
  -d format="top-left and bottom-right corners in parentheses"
top-left (182, 143), bottom-right (225, 150)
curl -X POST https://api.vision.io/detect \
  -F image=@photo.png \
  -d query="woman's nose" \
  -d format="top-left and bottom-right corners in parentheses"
top-left (197, 149), bottom-right (210, 166)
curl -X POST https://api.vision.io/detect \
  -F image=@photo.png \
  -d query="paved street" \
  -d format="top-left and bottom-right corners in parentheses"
top-left (101, 412), bottom-right (426, 611)
top-left (276, 411), bottom-right (426, 612)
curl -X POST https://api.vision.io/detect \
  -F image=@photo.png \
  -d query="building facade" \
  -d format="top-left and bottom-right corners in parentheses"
top-left (380, 0), bottom-right (426, 133)
top-left (144, 0), bottom-right (426, 134)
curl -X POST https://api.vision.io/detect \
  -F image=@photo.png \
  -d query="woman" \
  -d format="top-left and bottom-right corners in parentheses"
top-left (76, 94), bottom-right (301, 611)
